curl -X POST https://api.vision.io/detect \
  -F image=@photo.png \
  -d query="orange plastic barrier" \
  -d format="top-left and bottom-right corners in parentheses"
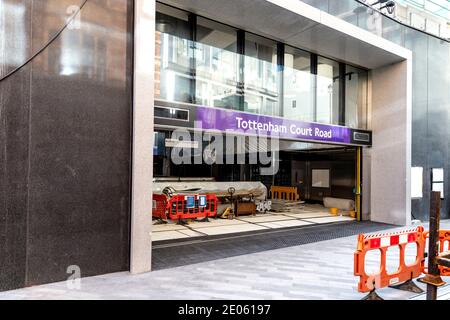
top-left (354, 226), bottom-right (426, 293)
top-left (269, 186), bottom-right (300, 201)
top-left (422, 230), bottom-right (450, 276)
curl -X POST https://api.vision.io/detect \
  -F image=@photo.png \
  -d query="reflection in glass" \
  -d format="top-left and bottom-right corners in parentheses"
top-left (345, 65), bottom-right (368, 129)
top-left (317, 57), bottom-right (340, 125)
top-left (195, 17), bottom-right (239, 109)
top-left (155, 107), bottom-right (189, 120)
top-left (0, 2), bottom-right (26, 71)
top-left (283, 46), bottom-right (312, 121)
top-left (155, 6), bottom-right (194, 103)
top-left (244, 33), bottom-right (280, 116)
top-left (154, 4), bottom-right (370, 131)
top-left (61, 30), bottom-right (82, 76)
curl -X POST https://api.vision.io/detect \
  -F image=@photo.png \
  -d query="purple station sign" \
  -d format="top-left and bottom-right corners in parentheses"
top-left (196, 106), bottom-right (352, 145)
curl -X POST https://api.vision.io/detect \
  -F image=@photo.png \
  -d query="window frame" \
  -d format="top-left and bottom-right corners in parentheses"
top-left (432, 168), bottom-right (445, 199)
top-left (155, 2), bottom-right (370, 130)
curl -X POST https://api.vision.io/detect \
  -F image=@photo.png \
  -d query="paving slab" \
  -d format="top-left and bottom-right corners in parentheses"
top-left (282, 212), bottom-right (333, 219)
top-left (258, 220), bottom-right (314, 229)
top-left (152, 224), bottom-right (188, 232)
top-left (153, 231), bottom-right (190, 241)
top-left (188, 219), bottom-right (247, 229)
top-left (303, 216), bottom-right (355, 224)
top-left (178, 229), bottom-right (205, 237)
top-left (2, 221), bottom-right (447, 300)
top-left (238, 215), bottom-right (296, 223)
top-left (198, 224), bottom-right (269, 236)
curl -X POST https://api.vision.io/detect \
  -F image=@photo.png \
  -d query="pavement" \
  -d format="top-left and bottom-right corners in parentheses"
top-left (1, 220), bottom-right (449, 300)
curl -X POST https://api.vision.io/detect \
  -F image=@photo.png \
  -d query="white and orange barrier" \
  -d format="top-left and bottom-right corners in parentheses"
top-left (422, 230), bottom-right (450, 277)
top-left (354, 226), bottom-right (426, 294)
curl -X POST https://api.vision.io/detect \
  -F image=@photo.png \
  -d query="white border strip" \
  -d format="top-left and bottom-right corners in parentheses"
top-left (130, 0), bottom-right (155, 274)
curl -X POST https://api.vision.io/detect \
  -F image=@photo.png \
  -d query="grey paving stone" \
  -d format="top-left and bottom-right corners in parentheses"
top-left (0, 221), bottom-right (448, 300)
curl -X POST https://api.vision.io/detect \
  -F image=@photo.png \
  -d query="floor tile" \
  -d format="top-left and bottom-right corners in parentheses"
top-left (199, 224), bottom-right (268, 236)
top-left (153, 231), bottom-right (190, 241)
top-left (258, 220), bottom-right (314, 229)
top-left (302, 216), bottom-right (356, 224)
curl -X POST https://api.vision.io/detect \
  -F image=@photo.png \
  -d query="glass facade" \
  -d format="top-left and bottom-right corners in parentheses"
top-left (155, 7), bottom-right (193, 103)
top-left (396, 0), bottom-right (450, 21)
top-left (195, 17), bottom-right (239, 109)
top-left (345, 65), bottom-right (369, 129)
top-left (244, 33), bottom-right (280, 116)
top-left (283, 46), bottom-right (313, 122)
top-left (301, 0), bottom-right (450, 220)
top-left (155, 3), bottom-right (369, 130)
top-left (316, 57), bottom-right (340, 125)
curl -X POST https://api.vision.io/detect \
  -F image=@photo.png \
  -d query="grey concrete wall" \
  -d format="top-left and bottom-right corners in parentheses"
top-left (370, 59), bottom-right (412, 226)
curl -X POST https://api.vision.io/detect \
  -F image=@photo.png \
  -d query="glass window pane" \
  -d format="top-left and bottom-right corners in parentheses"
top-left (345, 65), bottom-right (368, 129)
top-left (195, 17), bottom-right (239, 109)
top-left (317, 57), bottom-right (340, 125)
top-left (244, 33), bottom-right (280, 116)
top-left (432, 182), bottom-right (444, 198)
top-left (155, 4), bottom-right (194, 103)
top-left (283, 46), bottom-right (313, 121)
top-left (432, 168), bottom-right (444, 182)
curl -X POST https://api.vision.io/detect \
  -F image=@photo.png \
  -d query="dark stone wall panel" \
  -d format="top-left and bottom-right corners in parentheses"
top-left (0, 0), bottom-right (33, 291)
top-left (24, 0), bottom-right (133, 286)
top-left (26, 77), bottom-right (131, 285)
top-left (0, 0), bottom-right (133, 290)
top-left (0, 66), bottom-right (31, 291)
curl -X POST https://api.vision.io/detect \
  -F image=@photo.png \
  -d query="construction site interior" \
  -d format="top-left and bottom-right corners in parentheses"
top-left (152, 133), bottom-right (359, 242)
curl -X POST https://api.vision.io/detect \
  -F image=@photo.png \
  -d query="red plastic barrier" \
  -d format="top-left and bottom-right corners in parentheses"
top-left (152, 194), bottom-right (169, 220)
top-left (168, 194), bottom-right (217, 221)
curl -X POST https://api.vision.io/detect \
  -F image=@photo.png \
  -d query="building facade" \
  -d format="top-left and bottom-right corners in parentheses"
top-left (394, 0), bottom-right (450, 39)
top-left (0, 0), bottom-right (449, 291)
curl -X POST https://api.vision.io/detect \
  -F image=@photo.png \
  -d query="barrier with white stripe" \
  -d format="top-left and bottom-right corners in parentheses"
top-left (354, 226), bottom-right (426, 295)
top-left (362, 228), bottom-right (419, 250)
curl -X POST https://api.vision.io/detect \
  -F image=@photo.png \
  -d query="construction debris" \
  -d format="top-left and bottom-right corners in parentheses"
top-left (153, 181), bottom-right (268, 200)
top-left (270, 199), bottom-right (306, 213)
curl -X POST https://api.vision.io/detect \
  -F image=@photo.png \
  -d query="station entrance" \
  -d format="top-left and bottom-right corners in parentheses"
top-left (152, 129), bottom-right (362, 242)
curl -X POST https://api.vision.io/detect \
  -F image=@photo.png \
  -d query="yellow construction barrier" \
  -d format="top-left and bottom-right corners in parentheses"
top-left (269, 186), bottom-right (300, 201)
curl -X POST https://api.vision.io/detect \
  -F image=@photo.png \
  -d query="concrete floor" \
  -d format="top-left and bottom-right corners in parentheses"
top-left (153, 203), bottom-right (355, 242)
top-left (1, 221), bottom-right (449, 300)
